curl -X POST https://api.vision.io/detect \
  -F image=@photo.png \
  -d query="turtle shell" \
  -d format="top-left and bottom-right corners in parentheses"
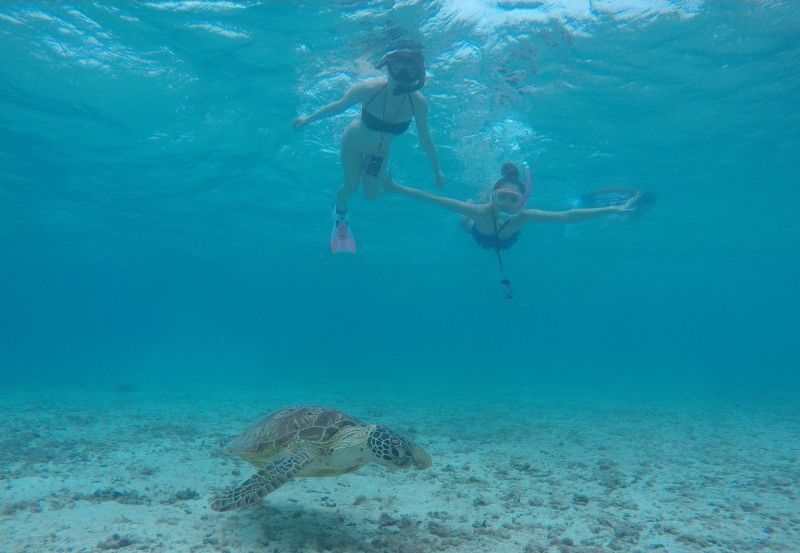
top-left (223, 406), bottom-right (363, 464)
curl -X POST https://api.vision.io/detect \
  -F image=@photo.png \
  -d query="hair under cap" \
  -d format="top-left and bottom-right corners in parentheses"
top-left (493, 162), bottom-right (524, 192)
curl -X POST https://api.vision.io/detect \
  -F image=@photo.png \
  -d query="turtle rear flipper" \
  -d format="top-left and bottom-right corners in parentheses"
top-left (210, 448), bottom-right (315, 511)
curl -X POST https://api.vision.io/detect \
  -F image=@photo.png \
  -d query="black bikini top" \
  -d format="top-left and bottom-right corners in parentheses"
top-left (361, 84), bottom-right (416, 135)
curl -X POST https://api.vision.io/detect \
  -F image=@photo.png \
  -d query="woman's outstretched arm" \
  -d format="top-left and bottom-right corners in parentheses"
top-left (293, 81), bottom-right (371, 129)
top-left (386, 179), bottom-right (481, 217)
top-left (520, 192), bottom-right (641, 224)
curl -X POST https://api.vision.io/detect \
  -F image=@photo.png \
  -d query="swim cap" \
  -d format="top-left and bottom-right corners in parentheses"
top-left (493, 162), bottom-right (524, 192)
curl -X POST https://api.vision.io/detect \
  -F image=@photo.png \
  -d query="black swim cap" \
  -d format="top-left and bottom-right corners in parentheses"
top-left (493, 162), bottom-right (524, 192)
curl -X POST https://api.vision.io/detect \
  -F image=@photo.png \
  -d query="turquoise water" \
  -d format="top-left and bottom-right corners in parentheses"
top-left (2, 2), bottom-right (800, 551)
top-left (2, 2), bottom-right (798, 391)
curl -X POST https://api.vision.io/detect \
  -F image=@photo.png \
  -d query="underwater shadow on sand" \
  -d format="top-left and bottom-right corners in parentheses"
top-left (215, 503), bottom-right (432, 552)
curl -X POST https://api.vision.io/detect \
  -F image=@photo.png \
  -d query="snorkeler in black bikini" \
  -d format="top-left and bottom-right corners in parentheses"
top-left (294, 46), bottom-right (444, 254)
top-left (385, 163), bottom-right (643, 297)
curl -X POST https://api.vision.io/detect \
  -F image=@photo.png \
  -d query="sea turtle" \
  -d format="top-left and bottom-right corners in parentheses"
top-left (209, 406), bottom-right (432, 511)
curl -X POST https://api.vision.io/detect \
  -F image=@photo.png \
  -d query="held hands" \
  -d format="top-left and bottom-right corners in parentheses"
top-left (382, 176), bottom-right (399, 193)
top-left (434, 170), bottom-right (446, 189)
top-left (292, 116), bottom-right (309, 130)
top-left (614, 191), bottom-right (642, 213)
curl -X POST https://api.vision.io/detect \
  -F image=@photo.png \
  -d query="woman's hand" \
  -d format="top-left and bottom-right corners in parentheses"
top-left (292, 116), bottom-right (309, 130)
top-left (614, 191), bottom-right (642, 213)
top-left (382, 176), bottom-right (399, 193)
top-left (434, 170), bottom-right (446, 189)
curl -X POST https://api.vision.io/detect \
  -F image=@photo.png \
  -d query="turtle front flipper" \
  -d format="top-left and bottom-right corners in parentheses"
top-left (210, 448), bottom-right (315, 512)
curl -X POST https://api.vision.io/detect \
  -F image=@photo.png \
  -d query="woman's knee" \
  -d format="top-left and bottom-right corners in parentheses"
top-left (339, 180), bottom-right (360, 196)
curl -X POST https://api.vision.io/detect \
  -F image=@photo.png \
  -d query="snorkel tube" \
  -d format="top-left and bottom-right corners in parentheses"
top-left (522, 162), bottom-right (532, 205)
top-left (376, 49), bottom-right (426, 96)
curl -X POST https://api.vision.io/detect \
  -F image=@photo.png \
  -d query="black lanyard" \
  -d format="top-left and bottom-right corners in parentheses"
top-left (492, 211), bottom-right (514, 300)
top-left (377, 85), bottom-right (407, 151)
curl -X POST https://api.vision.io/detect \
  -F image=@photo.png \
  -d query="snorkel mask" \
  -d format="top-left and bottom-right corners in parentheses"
top-left (376, 50), bottom-right (426, 95)
top-left (492, 162), bottom-right (532, 216)
top-left (492, 188), bottom-right (525, 216)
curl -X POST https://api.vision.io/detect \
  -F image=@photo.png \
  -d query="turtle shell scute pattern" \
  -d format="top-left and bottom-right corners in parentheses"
top-left (233, 407), bottom-right (363, 455)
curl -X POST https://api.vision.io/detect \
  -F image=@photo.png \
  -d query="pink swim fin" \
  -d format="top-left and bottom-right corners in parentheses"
top-left (330, 209), bottom-right (356, 254)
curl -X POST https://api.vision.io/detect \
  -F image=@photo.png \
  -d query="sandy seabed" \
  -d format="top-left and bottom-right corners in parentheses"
top-left (1, 381), bottom-right (798, 553)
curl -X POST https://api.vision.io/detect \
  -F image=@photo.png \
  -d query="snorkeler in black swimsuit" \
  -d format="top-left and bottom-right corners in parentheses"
top-left (358, 49), bottom-right (424, 179)
top-left (293, 44), bottom-right (445, 254)
top-left (360, 83), bottom-right (418, 177)
top-left (385, 163), bottom-right (645, 298)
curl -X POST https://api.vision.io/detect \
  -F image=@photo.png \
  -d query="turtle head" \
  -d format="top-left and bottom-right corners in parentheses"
top-left (366, 426), bottom-right (431, 470)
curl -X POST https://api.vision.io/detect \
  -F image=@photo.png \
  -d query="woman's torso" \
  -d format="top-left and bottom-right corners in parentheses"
top-left (473, 206), bottom-right (524, 235)
top-left (347, 80), bottom-right (417, 151)
top-left (470, 206), bottom-right (523, 250)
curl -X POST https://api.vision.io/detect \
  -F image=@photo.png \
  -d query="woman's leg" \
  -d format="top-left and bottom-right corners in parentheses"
top-left (336, 126), bottom-right (364, 213)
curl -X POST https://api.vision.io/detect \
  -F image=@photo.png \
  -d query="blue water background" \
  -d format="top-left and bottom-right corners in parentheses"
top-left (1, 1), bottom-right (798, 394)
